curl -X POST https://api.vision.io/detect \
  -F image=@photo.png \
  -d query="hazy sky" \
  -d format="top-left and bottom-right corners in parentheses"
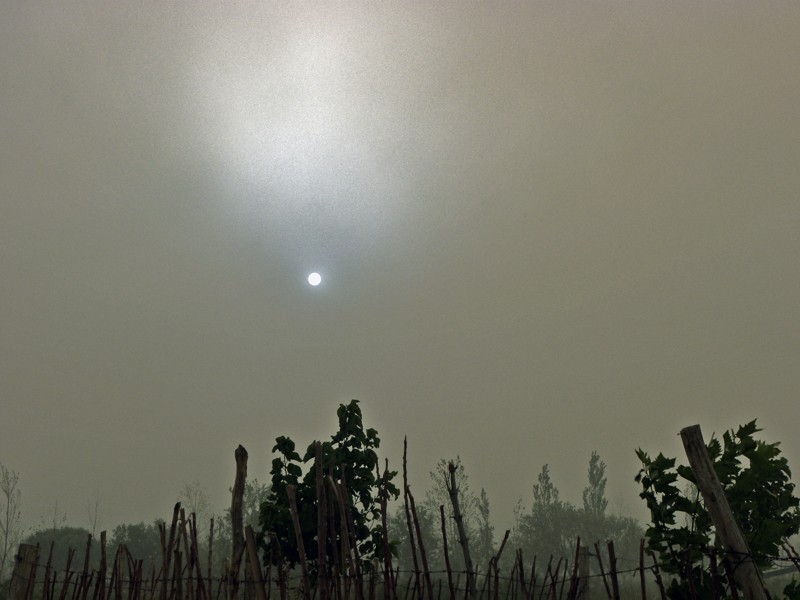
top-left (2, 2), bottom-right (800, 535)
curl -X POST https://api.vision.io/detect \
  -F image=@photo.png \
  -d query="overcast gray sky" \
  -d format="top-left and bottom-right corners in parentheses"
top-left (2, 1), bottom-right (799, 534)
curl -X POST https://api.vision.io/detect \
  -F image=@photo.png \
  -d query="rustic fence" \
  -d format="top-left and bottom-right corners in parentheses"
top-left (8, 532), bottom-right (800, 600)
top-left (2, 534), bottom-right (654, 600)
top-left (7, 429), bottom-right (800, 600)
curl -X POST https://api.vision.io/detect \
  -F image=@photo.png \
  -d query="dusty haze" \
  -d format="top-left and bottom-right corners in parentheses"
top-left (2, 2), bottom-right (799, 534)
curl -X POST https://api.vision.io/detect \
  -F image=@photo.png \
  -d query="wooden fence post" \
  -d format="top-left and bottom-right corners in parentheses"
top-left (229, 445), bottom-right (248, 600)
top-left (577, 547), bottom-right (589, 600)
top-left (244, 526), bottom-right (268, 600)
top-left (286, 484), bottom-right (311, 600)
top-left (607, 541), bottom-right (620, 600)
top-left (680, 425), bottom-right (768, 600)
top-left (8, 544), bottom-right (38, 600)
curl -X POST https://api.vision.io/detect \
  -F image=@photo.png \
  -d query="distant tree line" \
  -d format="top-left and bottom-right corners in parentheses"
top-left (6, 478), bottom-right (269, 579)
top-left (385, 452), bottom-right (642, 577)
top-left (9, 403), bottom-right (797, 599)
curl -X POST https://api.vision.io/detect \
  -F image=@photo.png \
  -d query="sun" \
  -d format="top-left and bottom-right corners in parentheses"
top-left (307, 272), bottom-right (322, 286)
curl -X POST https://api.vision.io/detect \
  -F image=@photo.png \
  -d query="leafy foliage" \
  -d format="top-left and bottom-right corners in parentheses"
top-left (635, 420), bottom-right (800, 599)
top-left (259, 400), bottom-right (399, 572)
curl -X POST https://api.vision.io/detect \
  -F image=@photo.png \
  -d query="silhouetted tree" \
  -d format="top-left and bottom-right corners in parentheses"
top-left (259, 400), bottom-right (399, 573)
top-left (582, 451), bottom-right (608, 515)
top-left (23, 527), bottom-right (96, 573)
top-left (178, 480), bottom-right (212, 537)
top-left (0, 464), bottom-right (23, 582)
top-left (513, 465), bottom-right (579, 561)
top-left (513, 456), bottom-right (642, 566)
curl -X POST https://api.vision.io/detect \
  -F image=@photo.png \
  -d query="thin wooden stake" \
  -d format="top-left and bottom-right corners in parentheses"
top-left (558, 560), bottom-right (568, 600)
top-left (328, 476), bottom-right (352, 600)
top-left (268, 534), bottom-right (286, 600)
top-left (440, 506), bottom-right (456, 600)
top-left (229, 445), bottom-right (248, 600)
top-left (649, 553), bottom-right (666, 600)
top-left (592, 544), bottom-right (610, 600)
top-left (44, 541), bottom-right (56, 600)
top-left (179, 510), bottom-right (194, 600)
top-left (95, 533), bottom-right (106, 600)
top-left (79, 534), bottom-right (92, 600)
top-left (548, 557), bottom-right (562, 600)
top-left (709, 546), bottom-right (721, 600)
top-left (379, 460), bottom-right (396, 600)
top-left (720, 557), bottom-right (741, 600)
top-left (244, 526), bottom-right (267, 600)
top-left (491, 531), bottom-right (510, 600)
top-left (577, 547), bottom-right (589, 600)
top-left (528, 555), bottom-right (537, 600)
top-left (59, 548), bottom-right (76, 600)
top-left (173, 547), bottom-right (182, 600)
top-left (537, 556), bottom-right (552, 600)
top-left (782, 542), bottom-right (800, 572)
top-left (338, 469), bottom-right (364, 600)
top-left (446, 462), bottom-right (475, 600)
top-left (402, 439), bottom-right (421, 600)
top-left (287, 485), bottom-right (312, 600)
top-left (566, 538), bottom-right (580, 600)
top-left (208, 517), bottom-right (215, 600)
top-left (189, 514), bottom-right (207, 600)
top-left (408, 489), bottom-right (433, 600)
top-left (639, 539), bottom-right (647, 600)
top-left (606, 542), bottom-right (619, 600)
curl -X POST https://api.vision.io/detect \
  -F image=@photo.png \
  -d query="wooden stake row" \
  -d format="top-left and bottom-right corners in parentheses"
top-left (10, 437), bottom-right (798, 600)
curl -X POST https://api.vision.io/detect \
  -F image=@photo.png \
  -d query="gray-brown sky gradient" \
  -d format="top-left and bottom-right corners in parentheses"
top-left (2, 1), bottom-right (800, 532)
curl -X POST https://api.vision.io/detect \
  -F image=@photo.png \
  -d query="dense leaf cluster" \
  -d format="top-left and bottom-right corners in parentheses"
top-left (259, 400), bottom-right (399, 572)
top-left (636, 420), bottom-right (800, 598)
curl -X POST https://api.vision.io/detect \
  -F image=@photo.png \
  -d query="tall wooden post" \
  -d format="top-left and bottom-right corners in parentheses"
top-left (680, 424), bottom-right (768, 600)
top-left (229, 445), bottom-right (248, 600)
top-left (8, 544), bottom-right (38, 600)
